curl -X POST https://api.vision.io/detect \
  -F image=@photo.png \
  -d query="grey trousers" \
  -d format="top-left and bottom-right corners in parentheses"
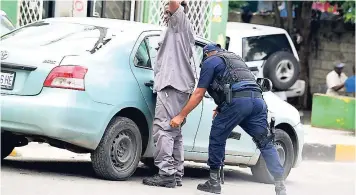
top-left (153, 87), bottom-right (190, 181)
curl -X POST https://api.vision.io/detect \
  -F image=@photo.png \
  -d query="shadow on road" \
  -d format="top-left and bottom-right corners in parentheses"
top-left (1, 159), bottom-right (256, 183)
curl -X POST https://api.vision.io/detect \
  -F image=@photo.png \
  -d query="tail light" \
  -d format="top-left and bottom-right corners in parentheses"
top-left (44, 65), bottom-right (88, 91)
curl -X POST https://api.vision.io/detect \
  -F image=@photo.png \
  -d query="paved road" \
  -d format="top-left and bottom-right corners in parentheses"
top-left (2, 152), bottom-right (355, 195)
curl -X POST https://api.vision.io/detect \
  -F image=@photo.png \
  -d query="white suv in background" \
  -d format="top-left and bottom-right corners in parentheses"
top-left (226, 22), bottom-right (305, 100)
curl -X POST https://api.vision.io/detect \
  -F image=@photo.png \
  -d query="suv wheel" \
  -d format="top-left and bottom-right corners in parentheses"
top-left (251, 129), bottom-right (295, 184)
top-left (263, 51), bottom-right (300, 91)
top-left (91, 117), bottom-right (142, 180)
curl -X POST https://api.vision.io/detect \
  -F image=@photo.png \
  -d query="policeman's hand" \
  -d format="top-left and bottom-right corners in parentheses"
top-left (170, 115), bottom-right (185, 128)
top-left (213, 107), bottom-right (218, 119)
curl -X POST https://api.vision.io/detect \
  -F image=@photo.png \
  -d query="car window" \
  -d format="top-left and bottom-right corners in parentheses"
top-left (134, 40), bottom-right (151, 68)
top-left (242, 34), bottom-right (292, 62)
top-left (0, 21), bottom-right (112, 54)
top-left (145, 36), bottom-right (160, 69)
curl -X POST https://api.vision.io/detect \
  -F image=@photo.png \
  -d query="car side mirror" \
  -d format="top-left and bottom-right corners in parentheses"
top-left (257, 78), bottom-right (273, 92)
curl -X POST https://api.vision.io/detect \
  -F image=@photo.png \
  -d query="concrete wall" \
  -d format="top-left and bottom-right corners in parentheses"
top-left (228, 12), bottom-right (355, 94)
top-left (308, 25), bottom-right (355, 94)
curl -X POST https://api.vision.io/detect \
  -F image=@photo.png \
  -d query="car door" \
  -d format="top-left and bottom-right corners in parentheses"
top-left (192, 40), bottom-right (257, 158)
top-left (131, 31), bottom-right (202, 151)
top-left (130, 32), bottom-right (157, 117)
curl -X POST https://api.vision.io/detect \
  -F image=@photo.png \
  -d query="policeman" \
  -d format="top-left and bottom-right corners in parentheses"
top-left (170, 44), bottom-right (287, 195)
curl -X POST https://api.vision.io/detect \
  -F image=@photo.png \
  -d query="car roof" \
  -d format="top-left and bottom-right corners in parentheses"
top-left (44, 17), bottom-right (164, 32)
top-left (226, 22), bottom-right (288, 38)
top-left (43, 17), bottom-right (210, 43)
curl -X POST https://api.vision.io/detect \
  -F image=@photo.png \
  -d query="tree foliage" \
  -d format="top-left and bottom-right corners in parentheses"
top-left (342, 1), bottom-right (355, 23)
top-left (228, 1), bottom-right (247, 12)
top-left (228, 1), bottom-right (355, 23)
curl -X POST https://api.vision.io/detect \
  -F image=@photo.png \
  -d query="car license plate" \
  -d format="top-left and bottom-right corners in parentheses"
top-left (1, 71), bottom-right (16, 90)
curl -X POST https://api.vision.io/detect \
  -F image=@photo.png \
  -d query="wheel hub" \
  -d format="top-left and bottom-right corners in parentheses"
top-left (276, 60), bottom-right (295, 83)
top-left (111, 131), bottom-right (135, 170)
top-left (275, 142), bottom-right (286, 166)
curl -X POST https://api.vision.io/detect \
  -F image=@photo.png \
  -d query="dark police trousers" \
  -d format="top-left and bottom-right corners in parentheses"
top-left (208, 92), bottom-right (284, 179)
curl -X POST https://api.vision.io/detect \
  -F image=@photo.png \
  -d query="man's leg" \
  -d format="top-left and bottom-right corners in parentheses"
top-left (170, 89), bottom-right (190, 186)
top-left (240, 98), bottom-right (286, 195)
top-left (143, 90), bottom-right (177, 188)
top-left (143, 87), bottom-right (189, 188)
top-left (172, 132), bottom-right (184, 186)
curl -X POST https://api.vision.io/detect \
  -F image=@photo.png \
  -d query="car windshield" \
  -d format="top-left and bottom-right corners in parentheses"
top-left (242, 34), bottom-right (293, 62)
top-left (1, 21), bottom-right (113, 54)
top-left (0, 15), bottom-right (15, 35)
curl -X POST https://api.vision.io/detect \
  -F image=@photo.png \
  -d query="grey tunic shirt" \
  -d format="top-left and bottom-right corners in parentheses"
top-left (153, 6), bottom-right (196, 94)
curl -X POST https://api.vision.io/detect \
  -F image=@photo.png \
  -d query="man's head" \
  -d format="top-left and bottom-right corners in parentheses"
top-left (168, 1), bottom-right (181, 13)
top-left (203, 43), bottom-right (222, 58)
top-left (334, 63), bottom-right (345, 75)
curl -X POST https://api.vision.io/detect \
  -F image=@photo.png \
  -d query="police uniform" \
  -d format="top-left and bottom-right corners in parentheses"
top-left (196, 44), bottom-right (287, 195)
top-left (142, 4), bottom-right (196, 188)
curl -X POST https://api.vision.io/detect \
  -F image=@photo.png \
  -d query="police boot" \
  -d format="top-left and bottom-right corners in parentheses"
top-left (197, 168), bottom-right (221, 194)
top-left (275, 178), bottom-right (287, 195)
top-left (142, 174), bottom-right (176, 188)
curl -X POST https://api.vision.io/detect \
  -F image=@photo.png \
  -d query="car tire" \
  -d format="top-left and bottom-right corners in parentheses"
top-left (251, 129), bottom-right (294, 184)
top-left (263, 51), bottom-right (300, 91)
top-left (1, 134), bottom-right (15, 160)
top-left (91, 117), bottom-right (142, 180)
top-left (1, 143), bottom-right (15, 160)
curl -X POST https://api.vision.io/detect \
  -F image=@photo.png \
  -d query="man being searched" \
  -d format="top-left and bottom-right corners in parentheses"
top-left (170, 44), bottom-right (287, 195)
top-left (142, 0), bottom-right (196, 188)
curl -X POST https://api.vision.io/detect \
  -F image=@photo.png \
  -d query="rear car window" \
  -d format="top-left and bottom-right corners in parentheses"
top-left (242, 34), bottom-right (292, 62)
top-left (1, 21), bottom-right (112, 54)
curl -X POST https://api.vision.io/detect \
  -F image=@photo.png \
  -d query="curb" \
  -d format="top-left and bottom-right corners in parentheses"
top-left (302, 143), bottom-right (356, 162)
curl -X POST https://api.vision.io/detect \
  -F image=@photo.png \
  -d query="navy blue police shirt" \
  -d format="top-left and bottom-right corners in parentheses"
top-left (197, 55), bottom-right (261, 93)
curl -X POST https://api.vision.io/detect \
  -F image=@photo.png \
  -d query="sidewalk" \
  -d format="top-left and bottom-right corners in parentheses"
top-left (302, 123), bottom-right (355, 162)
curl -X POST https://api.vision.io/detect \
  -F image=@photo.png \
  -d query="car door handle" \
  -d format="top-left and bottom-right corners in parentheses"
top-left (144, 80), bottom-right (154, 87)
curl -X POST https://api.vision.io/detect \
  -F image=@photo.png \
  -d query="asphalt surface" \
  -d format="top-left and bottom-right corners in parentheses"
top-left (1, 155), bottom-right (355, 195)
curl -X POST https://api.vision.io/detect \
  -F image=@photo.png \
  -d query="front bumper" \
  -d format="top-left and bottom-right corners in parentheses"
top-left (293, 122), bottom-right (305, 167)
top-left (1, 88), bottom-right (114, 150)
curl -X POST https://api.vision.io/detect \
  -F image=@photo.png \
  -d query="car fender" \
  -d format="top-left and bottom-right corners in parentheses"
top-left (92, 101), bottom-right (153, 150)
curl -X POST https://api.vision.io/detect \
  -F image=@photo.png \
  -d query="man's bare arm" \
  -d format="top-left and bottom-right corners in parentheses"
top-left (332, 83), bottom-right (345, 91)
top-left (170, 88), bottom-right (206, 128)
top-left (179, 88), bottom-right (206, 118)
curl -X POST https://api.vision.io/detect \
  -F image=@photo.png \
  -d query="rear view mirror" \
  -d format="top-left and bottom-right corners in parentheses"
top-left (257, 78), bottom-right (273, 92)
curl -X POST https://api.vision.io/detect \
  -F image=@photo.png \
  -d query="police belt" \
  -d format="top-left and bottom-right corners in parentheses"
top-left (232, 91), bottom-right (262, 99)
